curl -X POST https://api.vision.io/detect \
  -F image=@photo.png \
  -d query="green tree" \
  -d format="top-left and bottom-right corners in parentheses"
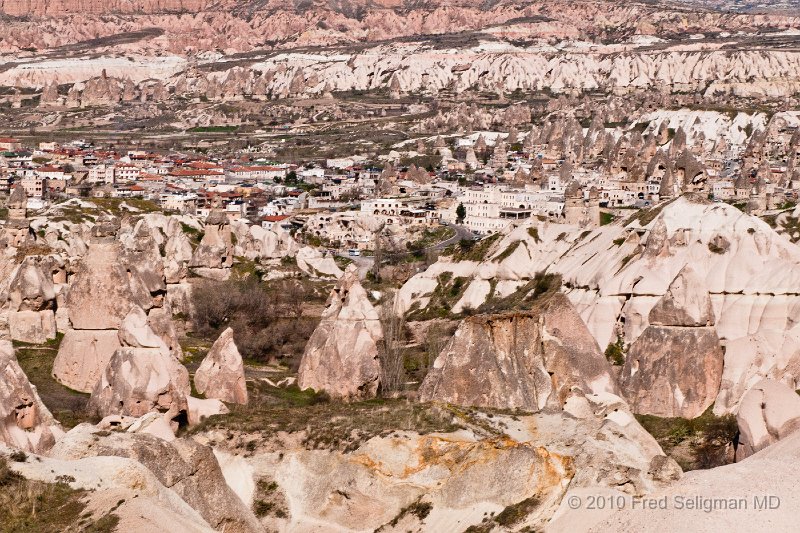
top-left (285, 170), bottom-right (298, 185)
top-left (455, 202), bottom-right (466, 224)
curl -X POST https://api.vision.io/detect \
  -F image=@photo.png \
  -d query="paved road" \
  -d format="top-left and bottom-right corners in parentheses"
top-left (435, 222), bottom-right (475, 250)
top-left (336, 223), bottom-right (474, 279)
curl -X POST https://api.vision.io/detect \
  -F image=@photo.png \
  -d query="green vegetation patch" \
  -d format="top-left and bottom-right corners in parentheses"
top-left (464, 494), bottom-right (542, 532)
top-left (378, 498), bottom-right (433, 530)
top-left (187, 125), bottom-right (239, 133)
top-left (406, 274), bottom-right (471, 321)
top-left (625, 199), bottom-right (674, 227)
top-left (14, 335), bottom-right (95, 429)
top-left (444, 233), bottom-right (502, 262)
top-left (492, 240), bottom-right (522, 263)
top-left (635, 406), bottom-right (738, 471)
top-left (605, 336), bottom-right (625, 366)
top-left (88, 197), bottom-right (160, 215)
top-left (405, 226), bottom-right (456, 260)
top-left (187, 381), bottom-right (462, 453)
top-left (477, 272), bottom-right (561, 314)
top-left (0, 456), bottom-right (119, 533)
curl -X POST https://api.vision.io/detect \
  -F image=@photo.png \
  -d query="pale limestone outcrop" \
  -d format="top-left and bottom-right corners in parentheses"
top-left (9, 310), bottom-right (56, 344)
top-left (647, 264), bottom-right (714, 327)
top-left (620, 266), bottom-right (724, 419)
top-left (118, 305), bottom-right (168, 349)
top-left (98, 412), bottom-right (176, 442)
top-left (50, 426), bottom-right (262, 533)
top-left (187, 396), bottom-right (229, 426)
top-left (66, 241), bottom-right (151, 330)
top-left (5, 445), bottom-right (216, 533)
top-left (295, 246), bottom-right (343, 279)
top-left (418, 293), bottom-right (617, 411)
top-left (735, 379), bottom-right (800, 461)
top-left (89, 346), bottom-right (190, 419)
top-left (0, 340), bottom-right (64, 452)
top-left (402, 196), bottom-right (800, 415)
top-left (194, 328), bottom-right (247, 405)
top-left (589, 429), bottom-right (800, 532)
top-left (554, 196), bottom-right (800, 414)
top-left (297, 265), bottom-right (382, 399)
top-left (164, 226), bottom-right (193, 283)
top-left (166, 282), bottom-right (193, 317)
top-left (52, 329), bottom-right (122, 393)
top-left (269, 393), bottom-right (678, 532)
top-left (120, 217), bottom-right (167, 294)
top-left (8, 256), bottom-right (56, 312)
top-left (7, 257), bottom-right (57, 344)
top-left (189, 210), bottom-right (233, 280)
top-left (231, 220), bottom-right (298, 261)
top-left (147, 305), bottom-right (184, 360)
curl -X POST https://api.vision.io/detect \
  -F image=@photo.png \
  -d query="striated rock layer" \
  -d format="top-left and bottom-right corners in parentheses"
top-left (418, 292), bottom-right (617, 411)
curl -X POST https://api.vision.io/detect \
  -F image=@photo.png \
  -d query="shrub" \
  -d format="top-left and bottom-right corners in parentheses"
top-left (605, 337), bottom-right (625, 366)
top-left (635, 407), bottom-right (738, 470)
top-left (191, 277), bottom-right (319, 365)
top-left (600, 212), bottom-right (615, 226)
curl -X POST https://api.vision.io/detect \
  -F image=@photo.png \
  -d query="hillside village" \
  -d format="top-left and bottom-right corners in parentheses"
top-left (3, 107), bottom-right (800, 251)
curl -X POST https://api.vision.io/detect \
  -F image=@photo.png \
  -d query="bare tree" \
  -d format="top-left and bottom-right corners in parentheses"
top-left (371, 223), bottom-right (386, 282)
top-left (379, 291), bottom-right (406, 395)
top-left (424, 322), bottom-right (448, 373)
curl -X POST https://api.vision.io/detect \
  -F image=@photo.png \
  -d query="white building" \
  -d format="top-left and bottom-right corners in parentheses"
top-left (452, 185), bottom-right (564, 234)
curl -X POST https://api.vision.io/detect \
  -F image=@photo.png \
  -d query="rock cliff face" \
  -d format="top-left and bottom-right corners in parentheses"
top-left (53, 239), bottom-right (151, 392)
top-left (0, 340), bottom-right (64, 453)
top-left (0, 0), bottom-right (208, 16)
top-left (418, 293), bottom-right (617, 411)
top-left (51, 424), bottom-right (262, 533)
top-left (0, 0), bottom-right (795, 53)
top-left (188, 210), bottom-right (233, 281)
top-left (402, 195), bottom-right (800, 415)
top-left (588, 428), bottom-right (800, 532)
top-left (0, 0), bottom-right (798, 102)
top-left (261, 393), bottom-right (678, 531)
top-left (6, 257), bottom-right (57, 344)
top-left (620, 265), bottom-right (724, 418)
top-left (735, 379), bottom-right (800, 461)
top-left (297, 264), bottom-right (382, 399)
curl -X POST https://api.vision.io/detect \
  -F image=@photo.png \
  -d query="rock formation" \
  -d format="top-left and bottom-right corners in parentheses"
top-left (589, 429), bottom-right (800, 532)
top-left (295, 246), bottom-right (343, 278)
top-left (401, 195), bottom-right (800, 415)
top-left (620, 265), bottom-right (724, 419)
top-left (51, 425), bottom-right (261, 533)
top-left (189, 210), bottom-right (233, 280)
top-left (298, 265), bottom-right (382, 399)
top-left (53, 238), bottom-right (151, 392)
top-left (0, 340), bottom-right (63, 452)
top-left (419, 293), bottom-right (617, 411)
top-left (1, 185), bottom-right (32, 248)
top-left (64, 239), bottom-right (151, 330)
top-left (194, 328), bottom-right (247, 405)
top-left (6, 256), bottom-right (57, 344)
top-left (89, 306), bottom-right (190, 419)
top-left (54, 312), bottom-right (122, 376)
top-left (735, 379), bottom-right (800, 461)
